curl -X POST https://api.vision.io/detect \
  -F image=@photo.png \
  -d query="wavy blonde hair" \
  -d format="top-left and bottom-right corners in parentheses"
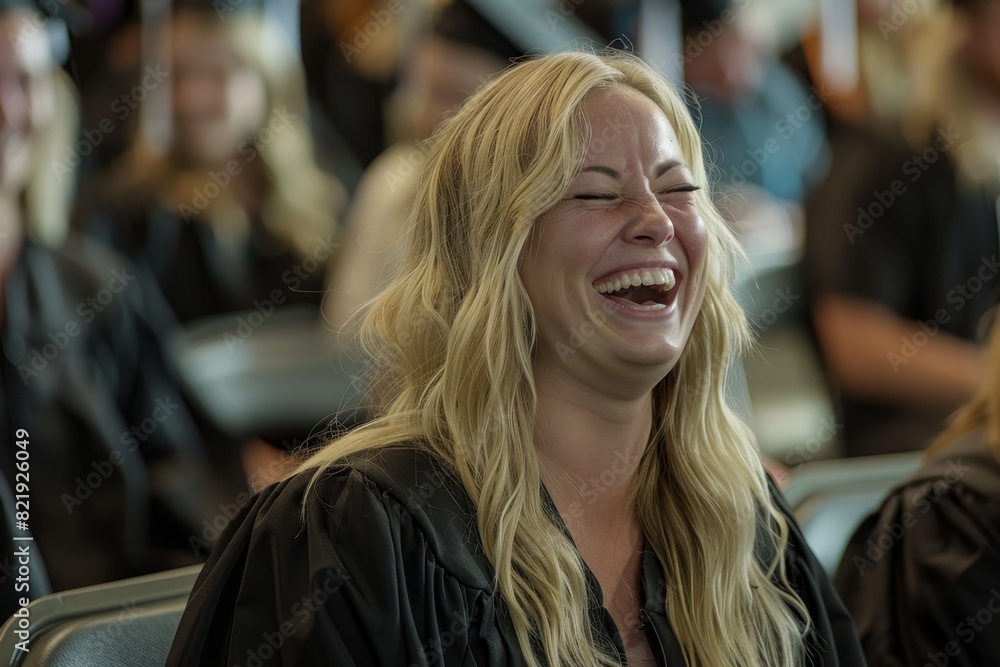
top-left (303, 50), bottom-right (808, 666)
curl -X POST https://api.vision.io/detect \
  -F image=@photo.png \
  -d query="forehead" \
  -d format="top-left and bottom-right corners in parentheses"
top-left (578, 86), bottom-right (683, 167)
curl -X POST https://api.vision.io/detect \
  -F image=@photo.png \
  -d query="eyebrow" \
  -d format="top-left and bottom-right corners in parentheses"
top-left (580, 160), bottom-right (686, 179)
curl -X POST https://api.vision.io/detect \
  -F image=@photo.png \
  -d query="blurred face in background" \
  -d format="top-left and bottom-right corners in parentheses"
top-left (170, 10), bottom-right (267, 168)
top-left (682, 18), bottom-right (764, 102)
top-left (391, 35), bottom-right (507, 141)
top-left (954, 0), bottom-right (1000, 116)
top-left (0, 11), bottom-right (55, 194)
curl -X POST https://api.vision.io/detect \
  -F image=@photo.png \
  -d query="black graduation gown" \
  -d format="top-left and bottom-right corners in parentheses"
top-left (834, 432), bottom-right (1000, 666)
top-left (167, 445), bottom-right (866, 666)
top-left (826, 147), bottom-right (1000, 457)
top-left (84, 196), bottom-right (330, 325)
top-left (0, 236), bottom-right (237, 605)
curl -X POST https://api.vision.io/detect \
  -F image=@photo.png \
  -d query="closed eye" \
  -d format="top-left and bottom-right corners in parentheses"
top-left (573, 193), bottom-right (618, 200)
top-left (660, 184), bottom-right (701, 195)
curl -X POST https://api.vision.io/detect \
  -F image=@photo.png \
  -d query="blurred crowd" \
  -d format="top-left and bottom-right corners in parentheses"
top-left (1, 0), bottom-right (999, 621)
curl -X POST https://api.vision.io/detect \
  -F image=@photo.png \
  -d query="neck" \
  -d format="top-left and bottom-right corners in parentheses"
top-left (533, 365), bottom-right (652, 529)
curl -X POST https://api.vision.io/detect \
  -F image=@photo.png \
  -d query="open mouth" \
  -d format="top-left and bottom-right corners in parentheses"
top-left (594, 269), bottom-right (677, 311)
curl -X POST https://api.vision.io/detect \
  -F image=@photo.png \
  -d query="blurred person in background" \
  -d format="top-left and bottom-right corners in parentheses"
top-left (811, 0), bottom-right (1000, 456)
top-left (799, 0), bottom-right (949, 319)
top-left (680, 0), bottom-right (828, 258)
top-left (834, 303), bottom-right (1000, 663)
top-left (323, 0), bottom-right (520, 341)
top-left (80, 0), bottom-right (343, 325)
top-left (0, 0), bottom-right (234, 608)
top-left (298, 0), bottom-right (422, 187)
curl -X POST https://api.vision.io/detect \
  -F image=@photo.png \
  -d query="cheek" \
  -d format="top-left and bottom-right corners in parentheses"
top-left (679, 216), bottom-right (711, 311)
top-left (680, 214), bottom-right (709, 270)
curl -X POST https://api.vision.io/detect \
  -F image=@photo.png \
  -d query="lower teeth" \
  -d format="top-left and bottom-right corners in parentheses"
top-left (632, 302), bottom-right (666, 311)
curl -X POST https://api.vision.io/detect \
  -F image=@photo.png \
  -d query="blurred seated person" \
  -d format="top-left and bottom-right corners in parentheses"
top-left (835, 304), bottom-right (1000, 664)
top-left (680, 0), bottom-right (827, 252)
top-left (0, 2), bottom-right (234, 603)
top-left (81, 1), bottom-right (342, 325)
top-left (323, 0), bottom-right (520, 339)
top-left (813, 0), bottom-right (1000, 456)
top-left (799, 0), bottom-right (948, 291)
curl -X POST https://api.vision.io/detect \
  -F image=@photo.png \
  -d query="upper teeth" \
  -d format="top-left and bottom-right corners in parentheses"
top-left (595, 269), bottom-right (676, 295)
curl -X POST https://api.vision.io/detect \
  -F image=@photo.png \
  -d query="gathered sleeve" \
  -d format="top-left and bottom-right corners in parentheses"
top-left (166, 464), bottom-right (510, 666)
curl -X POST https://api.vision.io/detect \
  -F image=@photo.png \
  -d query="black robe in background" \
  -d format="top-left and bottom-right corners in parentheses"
top-left (0, 237), bottom-right (240, 607)
top-left (834, 431), bottom-right (1000, 666)
top-left (84, 196), bottom-right (330, 325)
top-left (167, 445), bottom-right (866, 666)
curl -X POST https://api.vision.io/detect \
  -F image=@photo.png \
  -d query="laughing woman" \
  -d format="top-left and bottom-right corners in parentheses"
top-left (167, 51), bottom-right (864, 667)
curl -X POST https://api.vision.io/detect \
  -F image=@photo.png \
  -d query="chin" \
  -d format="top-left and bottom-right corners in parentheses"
top-left (616, 341), bottom-right (686, 372)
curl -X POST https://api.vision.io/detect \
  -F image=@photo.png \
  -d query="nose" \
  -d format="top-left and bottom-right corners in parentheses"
top-left (624, 193), bottom-right (675, 246)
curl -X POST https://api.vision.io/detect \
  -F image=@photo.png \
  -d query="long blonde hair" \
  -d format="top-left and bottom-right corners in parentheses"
top-left (303, 50), bottom-right (808, 666)
top-left (927, 312), bottom-right (1000, 463)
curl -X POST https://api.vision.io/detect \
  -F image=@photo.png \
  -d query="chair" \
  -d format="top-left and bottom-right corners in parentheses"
top-left (782, 452), bottom-right (922, 574)
top-left (0, 565), bottom-right (201, 667)
top-left (170, 306), bottom-right (369, 443)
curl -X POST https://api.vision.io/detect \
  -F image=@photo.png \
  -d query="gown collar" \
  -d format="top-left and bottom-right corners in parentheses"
top-left (538, 481), bottom-right (687, 665)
